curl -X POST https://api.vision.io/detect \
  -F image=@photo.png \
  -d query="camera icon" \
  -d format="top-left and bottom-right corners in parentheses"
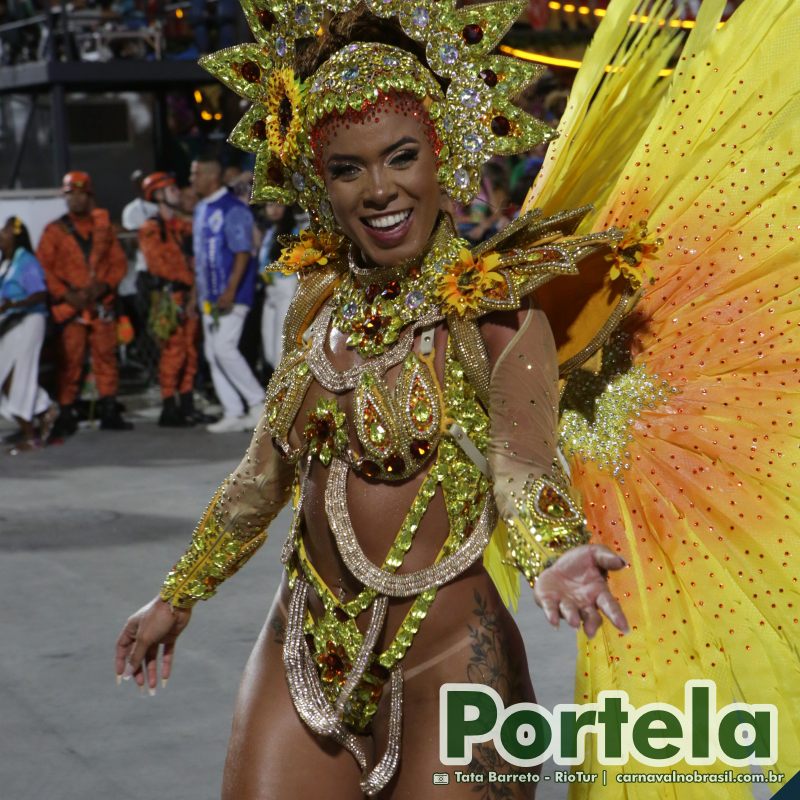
top-left (433, 773), bottom-right (450, 785)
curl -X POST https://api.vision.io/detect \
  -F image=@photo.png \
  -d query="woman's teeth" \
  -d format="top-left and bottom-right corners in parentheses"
top-left (363, 210), bottom-right (411, 230)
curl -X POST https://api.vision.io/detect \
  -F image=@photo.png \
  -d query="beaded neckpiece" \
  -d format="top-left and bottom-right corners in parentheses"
top-left (331, 217), bottom-right (464, 357)
top-left (199, 0), bottom-right (556, 228)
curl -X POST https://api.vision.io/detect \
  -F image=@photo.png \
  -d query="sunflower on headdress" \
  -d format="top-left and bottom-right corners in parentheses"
top-left (266, 67), bottom-right (304, 165)
top-left (277, 230), bottom-right (343, 275)
top-left (605, 219), bottom-right (662, 290)
top-left (436, 248), bottom-right (505, 316)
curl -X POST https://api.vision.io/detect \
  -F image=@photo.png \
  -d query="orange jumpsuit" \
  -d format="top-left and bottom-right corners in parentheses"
top-left (138, 217), bottom-right (199, 399)
top-left (37, 209), bottom-right (127, 406)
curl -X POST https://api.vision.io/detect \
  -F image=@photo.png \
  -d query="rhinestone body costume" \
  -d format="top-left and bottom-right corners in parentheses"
top-left (160, 209), bottom-right (624, 792)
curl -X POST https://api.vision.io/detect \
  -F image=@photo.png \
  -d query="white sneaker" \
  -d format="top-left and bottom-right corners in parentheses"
top-left (207, 415), bottom-right (248, 434)
top-left (240, 405), bottom-right (263, 431)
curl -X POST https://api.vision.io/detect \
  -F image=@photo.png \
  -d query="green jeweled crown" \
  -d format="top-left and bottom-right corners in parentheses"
top-left (201, 0), bottom-right (556, 227)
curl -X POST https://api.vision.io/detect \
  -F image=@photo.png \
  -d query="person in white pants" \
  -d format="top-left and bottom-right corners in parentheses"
top-left (257, 202), bottom-right (301, 375)
top-left (261, 271), bottom-right (298, 372)
top-left (202, 304), bottom-right (264, 427)
top-left (0, 217), bottom-right (57, 452)
top-left (191, 157), bottom-right (264, 432)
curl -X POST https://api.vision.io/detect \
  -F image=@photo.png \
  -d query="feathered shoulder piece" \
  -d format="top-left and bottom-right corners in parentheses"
top-left (440, 207), bottom-right (648, 379)
top-left (269, 209), bottom-right (653, 383)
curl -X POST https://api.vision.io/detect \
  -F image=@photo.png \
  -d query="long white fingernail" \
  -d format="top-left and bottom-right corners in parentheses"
top-left (148, 687), bottom-right (156, 697)
top-left (161, 678), bottom-right (168, 689)
top-left (116, 674), bottom-right (122, 686)
top-left (122, 663), bottom-right (134, 680)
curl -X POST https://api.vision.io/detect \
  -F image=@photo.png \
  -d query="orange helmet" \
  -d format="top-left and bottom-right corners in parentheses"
top-left (62, 171), bottom-right (93, 194)
top-left (141, 171), bottom-right (176, 202)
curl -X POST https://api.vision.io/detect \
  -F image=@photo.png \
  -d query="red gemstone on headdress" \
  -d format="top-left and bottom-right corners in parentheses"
top-left (359, 460), bottom-right (381, 478)
top-left (381, 281), bottom-right (400, 300)
top-left (363, 315), bottom-right (382, 336)
top-left (383, 454), bottom-right (405, 474)
top-left (462, 24), bottom-right (484, 45)
top-left (364, 284), bottom-right (380, 303)
top-left (491, 115), bottom-right (511, 136)
top-left (240, 60), bottom-right (261, 83)
top-left (266, 158), bottom-right (283, 184)
top-left (256, 8), bottom-right (276, 30)
top-left (480, 68), bottom-right (498, 88)
top-left (251, 119), bottom-right (267, 140)
top-left (410, 439), bottom-right (431, 459)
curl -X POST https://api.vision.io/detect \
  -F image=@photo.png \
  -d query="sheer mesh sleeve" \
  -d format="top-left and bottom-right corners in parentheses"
top-left (488, 306), bottom-right (589, 588)
top-left (160, 411), bottom-right (295, 608)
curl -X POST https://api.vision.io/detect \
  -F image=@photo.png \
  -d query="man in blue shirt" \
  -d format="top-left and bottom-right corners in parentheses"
top-left (191, 156), bottom-right (263, 432)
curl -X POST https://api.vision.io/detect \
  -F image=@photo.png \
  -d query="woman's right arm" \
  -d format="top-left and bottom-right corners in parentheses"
top-left (115, 412), bottom-right (296, 690)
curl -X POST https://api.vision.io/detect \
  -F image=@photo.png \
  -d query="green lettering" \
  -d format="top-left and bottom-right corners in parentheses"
top-left (560, 709), bottom-right (597, 759)
top-left (718, 710), bottom-right (773, 760)
top-left (690, 684), bottom-right (710, 758)
top-left (597, 697), bottom-right (628, 759)
top-left (632, 710), bottom-right (681, 760)
top-left (500, 709), bottom-right (552, 762)
top-left (446, 688), bottom-right (498, 760)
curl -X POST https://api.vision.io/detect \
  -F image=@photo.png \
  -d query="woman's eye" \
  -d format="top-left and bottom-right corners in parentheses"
top-left (328, 163), bottom-right (359, 180)
top-left (390, 149), bottom-right (419, 167)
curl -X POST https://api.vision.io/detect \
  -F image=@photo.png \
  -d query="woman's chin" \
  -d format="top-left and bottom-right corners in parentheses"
top-left (356, 231), bottom-right (429, 268)
top-left (361, 243), bottom-right (421, 268)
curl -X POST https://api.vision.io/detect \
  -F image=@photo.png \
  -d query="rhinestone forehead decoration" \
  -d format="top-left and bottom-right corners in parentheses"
top-left (200, 0), bottom-right (556, 228)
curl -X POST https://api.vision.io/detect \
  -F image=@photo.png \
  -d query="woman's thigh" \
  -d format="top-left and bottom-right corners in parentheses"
top-left (380, 587), bottom-right (539, 800)
top-left (222, 583), bottom-right (364, 800)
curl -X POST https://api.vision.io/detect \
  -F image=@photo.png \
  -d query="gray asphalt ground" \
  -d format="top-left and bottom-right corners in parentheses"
top-left (0, 398), bottom-right (577, 800)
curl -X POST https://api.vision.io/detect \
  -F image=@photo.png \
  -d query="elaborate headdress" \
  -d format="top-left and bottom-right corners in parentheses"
top-left (201, 0), bottom-right (556, 229)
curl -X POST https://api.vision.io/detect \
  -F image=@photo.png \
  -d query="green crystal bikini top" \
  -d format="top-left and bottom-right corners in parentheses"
top-left (266, 330), bottom-right (447, 481)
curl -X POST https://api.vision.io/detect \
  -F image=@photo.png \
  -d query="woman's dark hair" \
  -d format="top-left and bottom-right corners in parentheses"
top-left (297, 4), bottom-right (448, 91)
top-left (4, 216), bottom-right (33, 254)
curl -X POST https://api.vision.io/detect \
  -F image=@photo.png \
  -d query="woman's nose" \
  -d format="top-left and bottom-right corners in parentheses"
top-left (362, 166), bottom-right (397, 209)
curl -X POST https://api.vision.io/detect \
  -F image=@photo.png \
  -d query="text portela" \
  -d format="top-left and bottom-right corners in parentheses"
top-left (440, 680), bottom-right (777, 768)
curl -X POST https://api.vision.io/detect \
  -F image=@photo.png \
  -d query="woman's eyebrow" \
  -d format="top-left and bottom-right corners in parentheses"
top-left (327, 136), bottom-right (419, 165)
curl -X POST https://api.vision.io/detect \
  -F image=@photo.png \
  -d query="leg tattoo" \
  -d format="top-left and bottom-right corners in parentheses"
top-left (465, 590), bottom-right (533, 799)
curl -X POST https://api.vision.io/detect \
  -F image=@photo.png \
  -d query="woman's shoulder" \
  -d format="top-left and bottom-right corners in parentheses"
top-left (14, 248), bottom-right (44, 272)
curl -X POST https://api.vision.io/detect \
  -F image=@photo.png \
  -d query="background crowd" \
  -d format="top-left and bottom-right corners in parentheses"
top-left (0, 0), bottom-right (246, 64)
top-left (0, 0), bottom-right (603, 456)
top-left (0, 117), bottom-right (567, 455)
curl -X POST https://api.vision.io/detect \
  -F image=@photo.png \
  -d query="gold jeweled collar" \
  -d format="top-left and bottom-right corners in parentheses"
top-left (331, 216), bottom-right (465, 357)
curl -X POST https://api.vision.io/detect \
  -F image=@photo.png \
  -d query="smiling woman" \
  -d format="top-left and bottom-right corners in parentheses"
top-left (114, 3), bottom-right (637, 799)
top-left (317, 102), bottom-right (443, 266)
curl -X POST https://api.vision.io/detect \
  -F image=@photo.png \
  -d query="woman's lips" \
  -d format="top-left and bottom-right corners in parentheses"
top-left (359, 209), bottom-right (414, 248)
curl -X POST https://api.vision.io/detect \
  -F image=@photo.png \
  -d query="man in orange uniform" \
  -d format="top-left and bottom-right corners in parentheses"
top-left (138, 172), bottom-right (209, 427)
top-left (37, 171), bottom-right (133, 432)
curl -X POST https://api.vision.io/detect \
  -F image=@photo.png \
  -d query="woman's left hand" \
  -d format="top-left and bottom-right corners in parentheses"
top-left (533, 544), bottom-right (629, 638)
